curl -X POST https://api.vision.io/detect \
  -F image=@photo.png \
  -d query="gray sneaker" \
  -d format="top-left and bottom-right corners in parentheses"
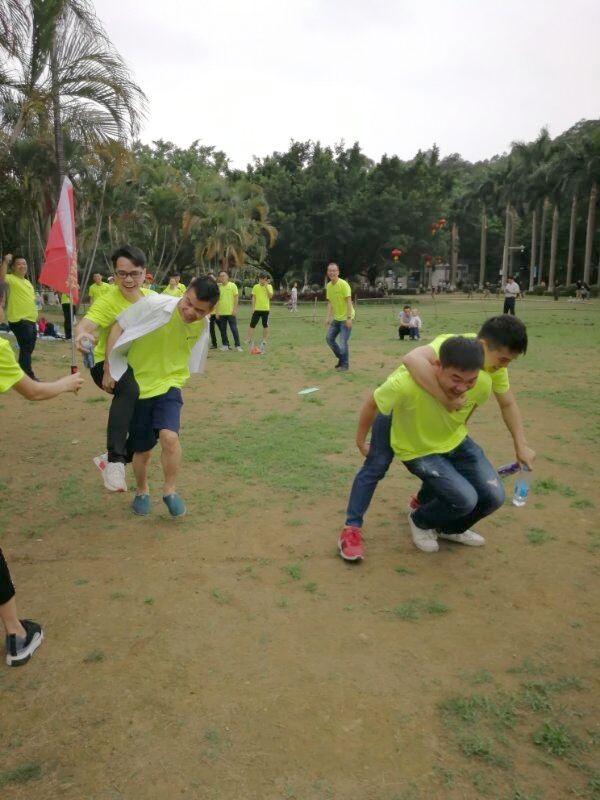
top-left (220, 345), bottom-right (230, 351)
top-left (407, 513), bottom-right (439, 553)
top-left (438, 530), bottom-right (485, 546)
top-left (6, 620), bottom-right (44, 667)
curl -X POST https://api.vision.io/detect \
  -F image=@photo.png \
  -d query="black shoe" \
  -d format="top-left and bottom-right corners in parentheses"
top-left (6, 620), bottom-right (44, 667)
top-left (334, 361), bottom-right (342, 369)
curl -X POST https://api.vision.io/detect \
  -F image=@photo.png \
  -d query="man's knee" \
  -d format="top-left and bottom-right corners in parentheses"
top-left (159, 429), bottom-right (180, 451)
top-left (448, 484), bottom-right (479, 515)
top-left (478, 477), bottom-right (505, 511)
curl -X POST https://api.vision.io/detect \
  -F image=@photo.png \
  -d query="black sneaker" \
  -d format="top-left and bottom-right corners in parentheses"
top-left (5, 619), bottom-right (44, 667)
top-left (334, 361), bottom-right (342, 369)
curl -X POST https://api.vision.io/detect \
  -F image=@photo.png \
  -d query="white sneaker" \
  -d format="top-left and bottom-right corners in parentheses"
top-left (407, 513), bottom-right (439, 553)
top-left (220, 345), bottom-right (230, 351)
top-left (93, 453), bottom-right (127, 492)
top-left (438, 530), bottom-right (485, 546)
top-left (235, 346), bottom-right (243, 352)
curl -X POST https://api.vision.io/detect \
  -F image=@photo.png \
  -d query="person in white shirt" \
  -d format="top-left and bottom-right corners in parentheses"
top-left (409, 309), bottom-right (422, 340)
top-left (503, 276), bottom-right (520, 315)
top-left (290, 282), bottom-right (298, 312)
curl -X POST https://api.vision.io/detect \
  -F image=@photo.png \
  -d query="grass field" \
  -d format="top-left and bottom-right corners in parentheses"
top-left (1, 295), bottom-right (599, 800)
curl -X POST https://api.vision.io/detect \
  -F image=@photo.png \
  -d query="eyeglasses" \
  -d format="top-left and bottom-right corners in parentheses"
top-left (115, 270), bottom-right (144, 279)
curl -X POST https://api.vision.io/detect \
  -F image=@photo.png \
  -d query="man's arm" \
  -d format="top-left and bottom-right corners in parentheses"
top-left (233, 289), bottom-right (239, 315)
top-left (345, 295), bottom-right (353, 329)
top-left (102, 322), bottom-right (124, 392)
top-left (355, 394), bottom-right (379, 456)
top-left (325, 300), bottom-right (332, 326)
top-left (13, 371), bottom-right (83, 400)
top-left (402, 345), bottom-right (465, 411)
top-left (251, 290), bottom-right (256, 312)
top-left (493, 389), bottom-right (535, 469)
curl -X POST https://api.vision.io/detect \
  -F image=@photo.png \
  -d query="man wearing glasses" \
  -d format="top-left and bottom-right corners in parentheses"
top-left (75, 245), bottom-right (153, 492)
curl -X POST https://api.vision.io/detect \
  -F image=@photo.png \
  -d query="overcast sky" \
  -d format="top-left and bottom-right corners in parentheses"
top-left (95, 0), bottom-right (600, 168)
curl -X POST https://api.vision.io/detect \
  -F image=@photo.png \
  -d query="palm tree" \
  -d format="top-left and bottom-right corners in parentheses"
top-left (0, 0), bottom-right (146, 197)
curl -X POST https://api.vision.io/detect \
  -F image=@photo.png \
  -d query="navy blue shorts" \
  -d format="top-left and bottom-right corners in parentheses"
top-left (129, 387), bottom-right (183, 453)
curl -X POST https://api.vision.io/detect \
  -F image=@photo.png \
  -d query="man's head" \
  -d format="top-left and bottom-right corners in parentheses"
top-left (178, 277), bottom-right (220, 323)
top-left (478, 315), bottom-right (528, 372)
top-left (507, 276), bottom-right (514, 283)
top-left (110, 245), bottom-right (146, 291)
top-left (403, 304), bottom-right (411, 313)
top-left (327, 262), bottom-right (340, 282)
top-left (92, 272), bottom-right (104, 284)
top-left (169, 274), bottom-right (180, 287)
top-left (259, 272), bottom-right (269, 284)
top-left (434, 337), bottom-right (485, 397)
top-left (12, 256), bottom-right (27, 277)
top-left (218, 270), bottom-right (229, 284)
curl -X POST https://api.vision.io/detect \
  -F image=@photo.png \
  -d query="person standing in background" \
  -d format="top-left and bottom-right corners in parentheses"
top-left (0, 254), bottom-right (38, 378)
top-left (502, 276), bottom-right (520, 315)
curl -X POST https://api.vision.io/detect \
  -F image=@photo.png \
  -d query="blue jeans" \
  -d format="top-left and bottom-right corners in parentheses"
top-left (345, 414), bottom-right (504, 534)
top-left (326, 320), bottom-right (352, 367)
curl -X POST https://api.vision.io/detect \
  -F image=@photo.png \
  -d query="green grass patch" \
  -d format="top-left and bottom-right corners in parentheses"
top-left (394, 565), bottom-right (416, 575)
top-left (570, 498), bottom-right (594, 509)
top-left (283, 563), bottom-right (302, 580)
top-left (526, 528), bottom-right (555, 545)
top-left (83, 650), bottom-right (105, 663)
top-left (532, 722), bottom-right (581, 758)
top-left (532, 477), bottom-right (576, 497)
top-left (394, 597), bottom-right (449, 621)
top-left (0, 761), bottom-right (42, 787)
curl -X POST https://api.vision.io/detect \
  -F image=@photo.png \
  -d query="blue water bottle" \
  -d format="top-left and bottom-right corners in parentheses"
top-left (512, 467), bottom-right (530, 508)
top-left (81, 335), bottom-right (95, 369)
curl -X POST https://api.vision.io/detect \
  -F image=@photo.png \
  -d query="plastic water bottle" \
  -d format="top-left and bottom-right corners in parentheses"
top-left (81, 335), bottom-right (95, 369)
top-left (512, 468), bottom-right (530, 507)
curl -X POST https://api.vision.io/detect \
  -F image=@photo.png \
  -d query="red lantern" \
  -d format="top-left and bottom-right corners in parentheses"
top-left (438, 218), bottom-right (446, 226)
top-left (391, 248), bottom-right (402, 261)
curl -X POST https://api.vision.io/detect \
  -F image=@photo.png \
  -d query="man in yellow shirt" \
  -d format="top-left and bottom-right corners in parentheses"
top-left (216, 270), bottom-right (242, 351)
top-left (104, 277), bottom-right (219, 517)
top-left (0, 280), bottom-right (83, 666)
top-left (0, 254), bottom-right (38, 379)
top-left (338, 316), bottom-right (534, 561)
top-left (247, 273), bottom-right (273, 352)
top-left (75, 245), bottom-right (150, 492)
top-left (325, 262), bottom-right (354, 371)
top-left (162, 274), bottom-right (186, 297)
top-left (88, 273), bottom-right (110, 305)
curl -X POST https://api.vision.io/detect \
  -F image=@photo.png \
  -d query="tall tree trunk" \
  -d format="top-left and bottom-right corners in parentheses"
top-left (501, 202), bottom-right (511, 285)
top-left (566, 195), bottom-right (577, 286)
top-left (584, 181), bottom-right (597, 285)
top-left (509, 207), bottom-right (517, 275)
top-left (50, 41), bottom-right (66, 203)
top-left (478, 206), bottom-right (487, 289)
top-left (548, 205), bottom-right (559, 290)
top-left (537, 198), bottom-right (548, 284)
top-left (529, 206), bottom-right (537, 291)
top-left (450, 222), bottom-right (458, 286)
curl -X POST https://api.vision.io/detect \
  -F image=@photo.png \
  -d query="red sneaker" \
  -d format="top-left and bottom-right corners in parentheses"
top-left (407, 495), bottom-right (419, 512)
top-left (338, 526), bottom-right (364, 561)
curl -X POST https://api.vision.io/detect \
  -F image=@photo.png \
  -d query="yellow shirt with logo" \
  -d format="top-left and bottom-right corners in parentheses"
top-left (89, 282), bottom-right (111, 304)
top-left (84, 286), bottom-right (152, 362)
top-left (326, 278), bottom-right (355, 321)
top-left (60, 293), bottom-right (71, 304)
top-left (428, 333), bottom-right (510, 395)
top-left (163, 283), bottom-right (186, 297)
top-left (374, 366), bottom-right (493, 461)
top-left (126, 310), bottom-right (204, 399)
top-left (5, 274), bottom-right (37, 323)
top-left (217, 281), bottom-right (238, 316)
top-left (252, 283), bottom-right (273, 312)
top-left (0, 337), bottom-right (24, 392)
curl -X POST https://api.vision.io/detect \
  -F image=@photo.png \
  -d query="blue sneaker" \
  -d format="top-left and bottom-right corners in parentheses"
top-left (163, 493), bottom-right (186, 517)
top-left (132, 493), bottom-right (151, 515)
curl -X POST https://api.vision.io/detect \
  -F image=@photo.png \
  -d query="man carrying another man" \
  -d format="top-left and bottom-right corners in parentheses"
top-left (338, 315), bottom-right (534, 561)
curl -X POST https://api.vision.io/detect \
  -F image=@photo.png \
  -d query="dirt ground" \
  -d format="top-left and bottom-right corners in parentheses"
top-left (0, 299), bottom-right (598, 800)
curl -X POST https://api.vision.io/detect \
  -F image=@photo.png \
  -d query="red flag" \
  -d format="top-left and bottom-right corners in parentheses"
top-left (39, 177), bottom-right (79, 304)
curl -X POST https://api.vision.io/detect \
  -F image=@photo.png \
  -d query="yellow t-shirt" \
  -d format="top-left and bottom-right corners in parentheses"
top-left (252, 283), bottom-right (273, 312)
top-left (0, 337), bottom-right (24, 392)
top-left (374, 366), bottom-right (493, 461)
top-left (217, 281), bottom-right (238, 315)
top-left (5, 274), bottom-right (37, 323)
top-left (163, 283), bottom-right (186, 297)
top-left (326, 278), bottom-right (355, 321)
top-left (428, 333), bottom-right (510, 395)
top-left (126, 310), bottom-right (204, 399)
top-left (89, 282), bottom-right (110, 304)
top-left (84, 286), bottom-right (152, 362)
top-left (60, 293), bottom-right (71, 304)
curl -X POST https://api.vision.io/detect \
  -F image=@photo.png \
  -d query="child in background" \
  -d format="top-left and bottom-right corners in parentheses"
top-left (409, 308), bottom-right (422, 340)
